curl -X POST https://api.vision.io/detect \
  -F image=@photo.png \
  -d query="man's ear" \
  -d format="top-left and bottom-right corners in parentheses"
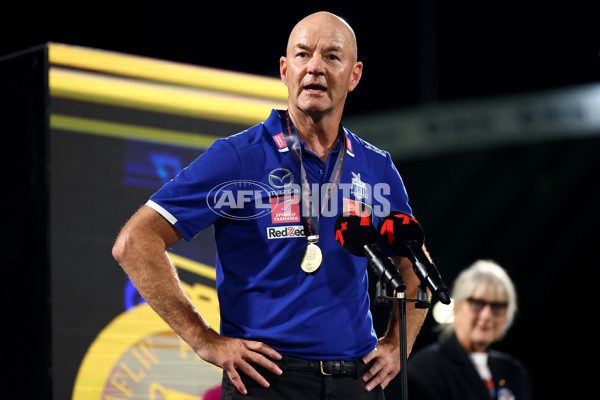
top-left (280, 56), bottom-right (288, 87)
top-left (348, 61), bottom-right (363, 92)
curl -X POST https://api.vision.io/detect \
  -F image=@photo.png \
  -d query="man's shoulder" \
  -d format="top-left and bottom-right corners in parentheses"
top-left (344, 128), bottom-right (390, 159)
top-left (222, 122), bottom-right (269, 149)
top-left (223, 109), bottom-right (281, 151)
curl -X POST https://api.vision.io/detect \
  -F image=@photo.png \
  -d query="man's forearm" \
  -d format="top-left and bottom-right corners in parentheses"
top-left (388, 256), bottom-right (430, 355)
top-left (127, 250), bottom-right (213, 350)
top-left (383, 293), bottom-right (428, 356)
top-left (112, 206), bottom-right (213, 351)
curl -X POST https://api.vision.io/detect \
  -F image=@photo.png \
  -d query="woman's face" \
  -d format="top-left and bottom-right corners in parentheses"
top-left (454, 283), bottom-right (508, 353)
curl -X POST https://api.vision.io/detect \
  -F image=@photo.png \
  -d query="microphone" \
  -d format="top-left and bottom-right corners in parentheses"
top-left (378, 211), bottom-right (451, 305)
top-left (334, 213), bottom-right (406, 293)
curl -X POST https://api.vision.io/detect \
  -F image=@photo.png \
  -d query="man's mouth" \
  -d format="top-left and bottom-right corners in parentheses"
top-left (303, 84), bottom-right (327, 93)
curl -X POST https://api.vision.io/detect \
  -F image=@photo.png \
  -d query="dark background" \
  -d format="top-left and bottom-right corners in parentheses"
top-left (3, 1), bottom-right (600, 113)
top-left (3, 1), bottom-right (600, 399)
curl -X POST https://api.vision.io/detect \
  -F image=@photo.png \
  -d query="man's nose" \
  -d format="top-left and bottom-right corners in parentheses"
top-left (307, 54), bottom-right (325, 74)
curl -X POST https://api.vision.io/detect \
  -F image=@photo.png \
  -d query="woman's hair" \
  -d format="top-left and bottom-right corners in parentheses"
top-left (439, 259), bottom-right (518, 339)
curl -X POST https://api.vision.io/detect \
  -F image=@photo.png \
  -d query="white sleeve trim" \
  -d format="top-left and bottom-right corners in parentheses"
top-left (146, 200), bottom-right (178, 225)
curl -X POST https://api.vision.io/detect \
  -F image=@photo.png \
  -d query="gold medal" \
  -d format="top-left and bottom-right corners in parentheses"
top-left (301, 242), bottom-right (322, 273)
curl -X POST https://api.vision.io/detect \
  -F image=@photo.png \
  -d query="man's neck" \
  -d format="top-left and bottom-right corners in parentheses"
top-left (288, 109), bottom-right (341, 163)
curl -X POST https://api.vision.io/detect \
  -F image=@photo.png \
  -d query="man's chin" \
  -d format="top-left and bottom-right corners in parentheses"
top-left (296, 100), bottom-right (335, 116)
top-left (300, 100), bottom-right (329, 111)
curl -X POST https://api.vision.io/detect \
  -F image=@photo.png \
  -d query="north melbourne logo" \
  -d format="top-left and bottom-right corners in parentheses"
top-left (351, 172), bottom-right (368, 200)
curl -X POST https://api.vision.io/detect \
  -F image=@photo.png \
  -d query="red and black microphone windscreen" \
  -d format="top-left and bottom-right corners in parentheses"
top-left (378, 211), bottom-right (425, 254)
top-left (334, 213), bottom-right (377, 256)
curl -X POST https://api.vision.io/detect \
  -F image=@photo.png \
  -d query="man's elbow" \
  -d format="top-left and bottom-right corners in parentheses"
top-left (111, 206), bottom-right (181, 269)
top-left (112, 227), bottom-right (138, 268)
top-left (112, 232), bottom-right (128, 266)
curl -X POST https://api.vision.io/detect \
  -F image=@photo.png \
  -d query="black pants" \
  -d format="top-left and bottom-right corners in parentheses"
top-left (221, 357), bottom-right (385, 400)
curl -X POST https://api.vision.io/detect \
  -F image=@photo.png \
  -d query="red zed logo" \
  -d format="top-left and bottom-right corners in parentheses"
top-left (270, 195), bottom-right (300, 223)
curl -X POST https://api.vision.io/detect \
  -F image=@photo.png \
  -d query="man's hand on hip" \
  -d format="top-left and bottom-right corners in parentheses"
top-left (196, 330), bottom-right (283, 395)
top-left (361, 337), bottom-right (400, 392)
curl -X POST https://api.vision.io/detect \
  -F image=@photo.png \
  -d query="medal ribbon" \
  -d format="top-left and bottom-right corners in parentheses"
top-left (280, 111), bottom-right (346, 243)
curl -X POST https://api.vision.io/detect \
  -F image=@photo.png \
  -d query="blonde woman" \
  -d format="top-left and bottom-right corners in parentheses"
top-left (407, 260), bottom-right (532, 400)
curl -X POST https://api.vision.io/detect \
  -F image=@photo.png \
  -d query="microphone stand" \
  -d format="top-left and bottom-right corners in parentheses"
top-left (375, 281), bottom-right (430, 400)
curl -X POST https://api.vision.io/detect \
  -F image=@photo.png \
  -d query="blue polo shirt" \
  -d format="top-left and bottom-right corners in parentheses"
top-left (147, 109), bottom-right (412, 360)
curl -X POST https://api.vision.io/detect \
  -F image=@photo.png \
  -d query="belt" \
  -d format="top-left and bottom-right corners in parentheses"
top-left (279, 355), bottom-right (369, 377)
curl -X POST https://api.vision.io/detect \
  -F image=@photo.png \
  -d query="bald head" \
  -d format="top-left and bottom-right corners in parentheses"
top-left (286, 12), bottom-right (358, 61)
top-left (280, 11), bottom-right (363, 122)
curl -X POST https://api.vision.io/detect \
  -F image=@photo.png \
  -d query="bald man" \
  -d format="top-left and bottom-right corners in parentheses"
top-left (113, 11), bottom-right (428, 399)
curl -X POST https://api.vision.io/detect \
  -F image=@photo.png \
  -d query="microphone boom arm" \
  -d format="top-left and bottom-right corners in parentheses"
top-left (362, 243), bottom-right (407, 293)
top-left (404, 240), bottom-right (451, 305)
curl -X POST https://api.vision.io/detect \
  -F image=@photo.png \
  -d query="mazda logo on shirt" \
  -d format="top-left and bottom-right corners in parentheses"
top-left (268, 168), bottom-right (294, 188)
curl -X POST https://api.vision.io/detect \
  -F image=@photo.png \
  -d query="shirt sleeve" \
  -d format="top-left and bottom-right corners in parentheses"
top-left (383, 154), bottom-right (412, 216)
top-left (147, 138), bottom-right (241, 240)
top-left (373, 154), bottom-right (413, 257)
